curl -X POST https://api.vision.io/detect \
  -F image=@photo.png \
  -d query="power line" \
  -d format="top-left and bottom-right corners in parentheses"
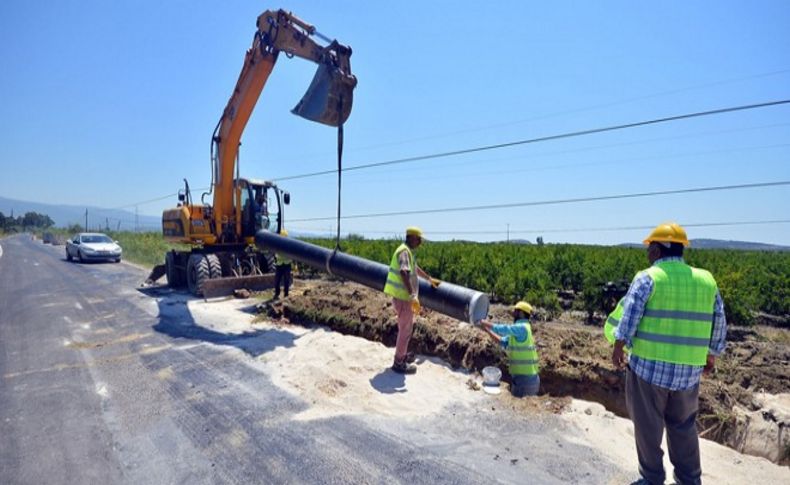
top-left (340, 123), bottom-right (790, 178)
top-left (274, 68), bottom-right (790, 161)
top-left (101, 99), bottom-right (790, 211)
top-left (288, 219), bottom-right (790, 236)
top-left (289, 180), bottom-right (790, 222)
top-left (338, 143), bottom-right (790, 185)
top-left (274, 99), bottom-right (790, 182)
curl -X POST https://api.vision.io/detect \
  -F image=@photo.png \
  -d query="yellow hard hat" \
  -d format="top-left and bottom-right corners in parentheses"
top-left (643, 222), bottom-right (689, 247)
top-left (406, 226), bottom-right (423, 238)
top-left (280, 229), bottom-right (289, 237)
top-left (513, 301), bottom-right (534, 315)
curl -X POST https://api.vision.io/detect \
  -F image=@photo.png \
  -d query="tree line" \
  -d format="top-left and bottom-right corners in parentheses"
top-left (0, 211), bottom-right (54, 231)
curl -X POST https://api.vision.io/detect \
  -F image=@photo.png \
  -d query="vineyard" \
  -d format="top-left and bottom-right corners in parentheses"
top-left (304, 237), bottom-right (790, 327)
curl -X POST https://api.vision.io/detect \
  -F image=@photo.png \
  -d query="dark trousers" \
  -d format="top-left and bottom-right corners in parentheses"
top-left (274, 264), bottom-right (291, 297)
top-left (626, 369), bottom-right (701, 485)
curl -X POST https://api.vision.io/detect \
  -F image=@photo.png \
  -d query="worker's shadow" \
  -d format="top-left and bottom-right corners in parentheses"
top-left (139, 286), bottom-right (297, 357)
top-left (369, 369), bottom-right (407, 394)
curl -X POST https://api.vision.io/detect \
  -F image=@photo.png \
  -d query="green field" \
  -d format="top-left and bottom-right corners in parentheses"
top-left (304, 237), bottom-right (790, 327)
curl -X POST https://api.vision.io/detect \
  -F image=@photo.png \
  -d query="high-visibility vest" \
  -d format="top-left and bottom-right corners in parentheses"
top-left (383, 243), bottom-right (415, 301)
top-left (508, 320), bottom-right (539, 377)
top-left (631, 261), bottom-right (717, 366)
top-left (277, 254), bottom-right (292, 266)
top-left (604, 298), bottom-right (625, 345)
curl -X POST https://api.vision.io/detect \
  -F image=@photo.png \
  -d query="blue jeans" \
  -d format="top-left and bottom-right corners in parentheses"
top-left (511, 375), bottom-right (540, 397)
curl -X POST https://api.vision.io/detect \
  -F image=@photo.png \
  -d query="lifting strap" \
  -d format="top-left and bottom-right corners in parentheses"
top-left (325, 95), bottom-right (344, 276)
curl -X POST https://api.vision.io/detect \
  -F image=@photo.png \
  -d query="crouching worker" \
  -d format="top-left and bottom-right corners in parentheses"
top-left (479, 301), bottom-right (540, 397)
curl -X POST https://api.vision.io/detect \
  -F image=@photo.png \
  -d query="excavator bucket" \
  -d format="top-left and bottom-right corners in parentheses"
top-left (292, 63), bottom-right (355, 127)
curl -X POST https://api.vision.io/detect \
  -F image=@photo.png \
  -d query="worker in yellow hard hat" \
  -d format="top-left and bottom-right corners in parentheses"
top-left (273, 228), bottom-right (292, 299)
top-left (611, 222), bottom-right (727, 485)
top-left (479, 301), bottom-right (540, 397)
top-left (382, 226), bottom-right (441, 374)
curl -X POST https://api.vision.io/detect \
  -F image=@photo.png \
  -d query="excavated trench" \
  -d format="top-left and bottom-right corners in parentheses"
top-left (256, 278), bottom-right (790, 464)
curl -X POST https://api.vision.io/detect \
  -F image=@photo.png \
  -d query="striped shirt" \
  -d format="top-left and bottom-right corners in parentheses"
top-left (613, 257), bottom-right (727, 390)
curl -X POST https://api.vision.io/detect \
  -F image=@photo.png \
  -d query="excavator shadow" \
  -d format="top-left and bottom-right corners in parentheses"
top-left (138, 285), bottom-right (298, 357)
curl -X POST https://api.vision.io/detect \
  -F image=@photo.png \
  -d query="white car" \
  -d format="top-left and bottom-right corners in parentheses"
top-left (66, 233), bottom-right (122, 263)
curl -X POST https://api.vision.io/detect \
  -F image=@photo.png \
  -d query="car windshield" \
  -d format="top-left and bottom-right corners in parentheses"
top-left (82, 235), bottom-right (113, 243)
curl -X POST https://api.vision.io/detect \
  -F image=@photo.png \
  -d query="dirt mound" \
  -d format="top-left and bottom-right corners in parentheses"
top-left (257, 277), bottom-right (790, 463)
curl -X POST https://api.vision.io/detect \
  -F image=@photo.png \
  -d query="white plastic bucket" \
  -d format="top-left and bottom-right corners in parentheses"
top-left (482, 366), bottom-right (502, 387)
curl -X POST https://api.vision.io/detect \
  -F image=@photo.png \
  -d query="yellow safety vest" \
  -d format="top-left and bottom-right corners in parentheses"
top-left (604, 298), bottom-right (625, 345)
top-left (631, 261), bottom-right (717, 366)
top-left (383, 243), bottom-right (415, 301)
top-left (508, 320), bottom-right (539, 377)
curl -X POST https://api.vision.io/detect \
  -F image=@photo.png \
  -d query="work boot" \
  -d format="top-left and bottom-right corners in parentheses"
top-left (391, 359), bottom-right (416, 374)
top-left (405, 352), bottom-right (416, 363)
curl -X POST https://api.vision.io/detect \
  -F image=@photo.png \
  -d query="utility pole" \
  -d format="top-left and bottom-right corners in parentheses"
top-left (105, 218), bottom-right (109, 232)
top-left (85, 209), bottom-right (88, 232)
top-left (135, 206), bottom-right (139, 233)
top-left (506, 223), bottom-right (510, 243)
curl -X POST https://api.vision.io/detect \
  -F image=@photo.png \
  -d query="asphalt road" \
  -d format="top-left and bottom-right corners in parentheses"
top-left (0, 234), bottom-right (622, 484)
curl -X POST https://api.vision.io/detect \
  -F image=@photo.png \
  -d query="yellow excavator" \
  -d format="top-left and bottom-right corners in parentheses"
top-left (146, 9), bottom-right (356, 296)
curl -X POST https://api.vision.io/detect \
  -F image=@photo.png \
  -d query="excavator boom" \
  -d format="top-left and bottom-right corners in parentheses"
top-left (212, 9), bottom-right (356, 238)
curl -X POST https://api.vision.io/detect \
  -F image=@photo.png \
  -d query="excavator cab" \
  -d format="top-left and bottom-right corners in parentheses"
top-left (238, 178), bottom-right (288, 240)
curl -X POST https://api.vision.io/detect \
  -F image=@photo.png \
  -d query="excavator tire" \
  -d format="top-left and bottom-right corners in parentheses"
top-left (207, 253), bottom-right (223, 279)
top-left (260, 252), bottom-right (276, 274)
top-left (187, 254), bottom-right (212, 296)
top-left (165, 252), bottom-right (185, 288)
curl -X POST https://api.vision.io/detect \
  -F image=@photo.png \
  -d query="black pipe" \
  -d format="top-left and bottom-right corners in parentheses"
top-left (255, 231), bottom-right (489, 324)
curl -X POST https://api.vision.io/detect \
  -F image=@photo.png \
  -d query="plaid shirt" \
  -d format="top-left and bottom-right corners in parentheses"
top-left (614, 257), bottom-right (727, 390)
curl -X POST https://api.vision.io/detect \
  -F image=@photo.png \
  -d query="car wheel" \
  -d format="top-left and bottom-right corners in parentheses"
top-left (78, 251), bottom-right (84, 263)
top-left (66, 250), bottom-right (73, 262)
top-left (115, 258), bottom-right (121, 263)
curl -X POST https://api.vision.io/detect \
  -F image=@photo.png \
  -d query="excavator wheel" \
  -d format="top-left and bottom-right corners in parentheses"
top-left (165, 252), bottom-right (185, 288)
top-left (259, 252), bottom-right (276, 274)
top-left (207, 253), bottom-right (223, 279)
top-left (187, 254), bottom-right (212, 296)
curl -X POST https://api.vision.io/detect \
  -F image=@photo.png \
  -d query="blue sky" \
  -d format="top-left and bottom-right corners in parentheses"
top-left (1, 1), bottom-right (789, 245)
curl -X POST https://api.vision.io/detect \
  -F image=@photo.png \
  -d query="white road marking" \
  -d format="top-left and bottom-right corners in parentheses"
top-left (63, 339), bottom-right (71, 346)
top-left (0, 243), bottom-right (3, 259)
top-left (33, 262), bottom-right (40, 266)
top-left (95, 383), bottom-right (109, 398)
top-left (81, 324), bottom-right (90, 330)
top-left (63, 316), bottom-right (72, 324)
top-left (75, 302), bottom-right (83, 310)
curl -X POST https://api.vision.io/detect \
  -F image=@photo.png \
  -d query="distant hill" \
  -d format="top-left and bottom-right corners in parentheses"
top-left (0, 196), bottom-right (160, 231)
top-left (619, 239), bottom-right (789, 252)
top-left (688, 238), bottom-right (790, 251)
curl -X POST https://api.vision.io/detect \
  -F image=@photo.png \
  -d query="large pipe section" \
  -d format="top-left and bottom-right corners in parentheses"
top-left (255, 231), bottom-right (489, 324)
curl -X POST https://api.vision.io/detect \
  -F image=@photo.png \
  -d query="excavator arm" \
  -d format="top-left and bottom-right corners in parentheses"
top-left (211, 9), bottom-right (356, 241)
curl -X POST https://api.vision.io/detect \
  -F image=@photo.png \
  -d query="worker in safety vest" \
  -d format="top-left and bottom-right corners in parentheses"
top-left (479, 301), bottom-right (540, 397)
top-left (604, 297), bottom-right (625, 346)
top-left (383, 226), bottom-right (440, 374)
top-left (273, 229), bottom-right (293, 299)
top-left (612, 222), bottom-right (727, 485)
